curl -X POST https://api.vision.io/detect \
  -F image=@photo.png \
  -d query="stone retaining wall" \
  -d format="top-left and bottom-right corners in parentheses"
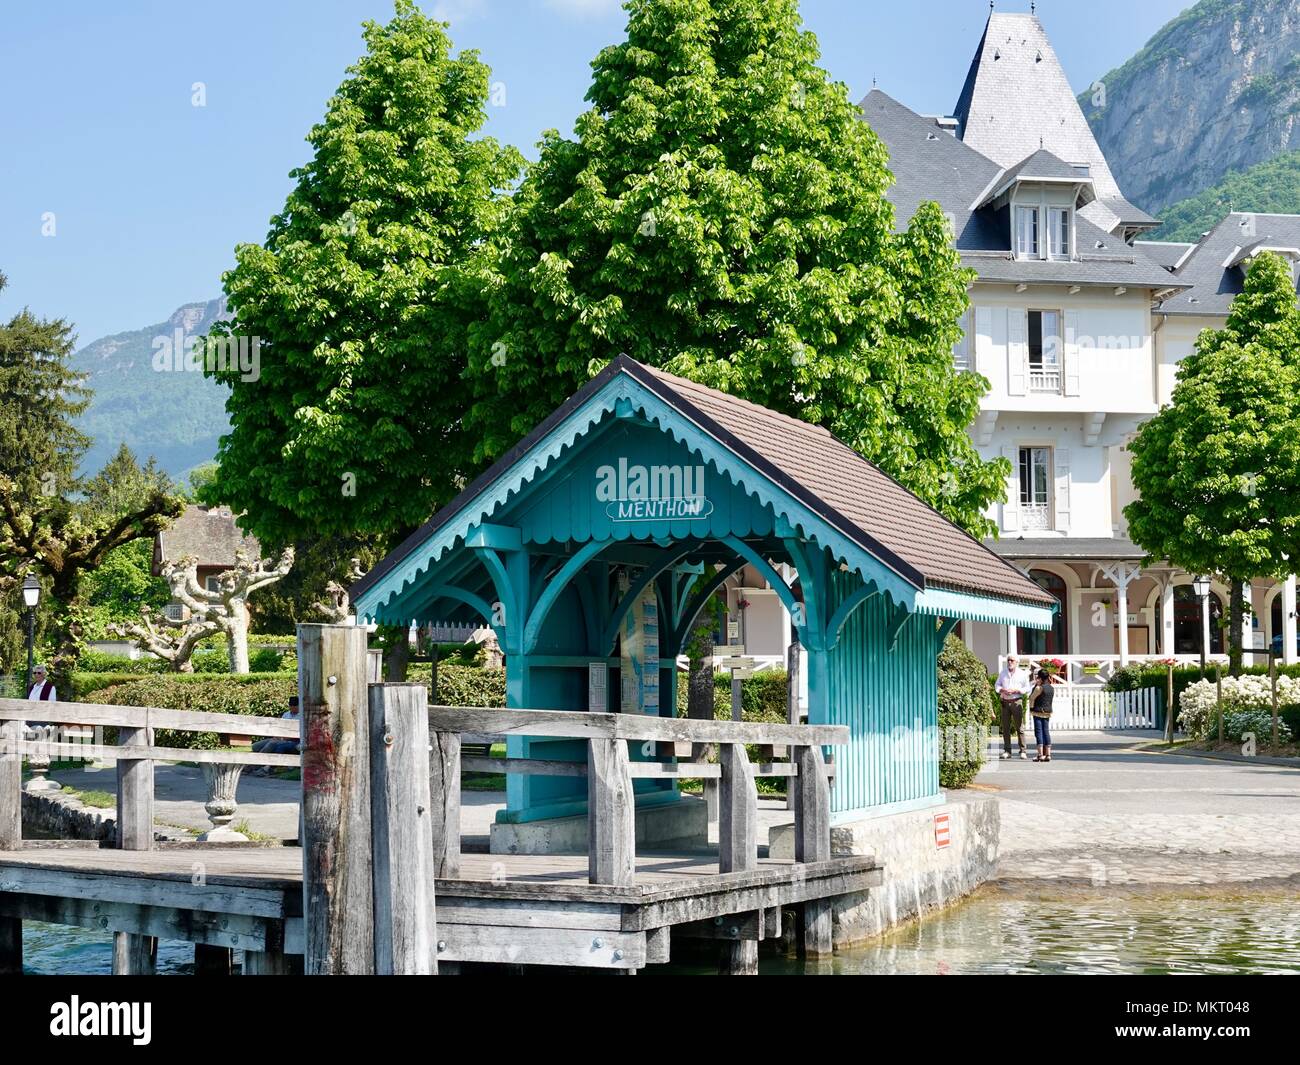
top-left (770, 793), bottom-right (999, 946)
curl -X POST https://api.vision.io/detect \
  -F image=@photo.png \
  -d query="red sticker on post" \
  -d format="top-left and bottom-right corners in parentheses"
top-left (933, 813), bottom-right (951, 849)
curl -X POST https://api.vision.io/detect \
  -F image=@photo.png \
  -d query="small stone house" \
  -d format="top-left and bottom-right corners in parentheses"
top-left (152, 505), bottom-right (261, 621)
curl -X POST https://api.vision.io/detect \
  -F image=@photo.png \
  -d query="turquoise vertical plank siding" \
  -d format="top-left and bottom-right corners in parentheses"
top-left (825, 572), bottom-right (940, 817)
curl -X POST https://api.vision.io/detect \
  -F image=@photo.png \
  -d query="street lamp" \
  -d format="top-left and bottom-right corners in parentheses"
top-left (21, 575), bottom-right (40, 694)
top-left (1192, 575), bottom-right (1211, 672)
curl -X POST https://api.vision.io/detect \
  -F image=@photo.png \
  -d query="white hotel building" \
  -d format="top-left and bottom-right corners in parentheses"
top-left (728, 11), bottom-right (1300, 679)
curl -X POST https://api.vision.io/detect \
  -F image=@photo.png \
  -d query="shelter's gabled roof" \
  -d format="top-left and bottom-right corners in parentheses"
top-left (351, 357), bottom-right (1055, 616)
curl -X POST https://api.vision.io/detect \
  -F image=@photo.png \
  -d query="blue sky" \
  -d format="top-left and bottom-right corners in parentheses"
top-left (0, 0), bottom-right (1190, 347)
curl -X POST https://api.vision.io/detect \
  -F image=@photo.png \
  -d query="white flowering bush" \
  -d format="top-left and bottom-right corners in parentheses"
top-left (1223, 708), bottom-right (1293, 744)
top-left (1178, 675), bottom-right (1300, 739)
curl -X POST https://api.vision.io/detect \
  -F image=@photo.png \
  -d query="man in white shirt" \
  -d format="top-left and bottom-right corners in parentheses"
top-left (27, 664), bottom-right (56, 703)
top-left (995, 655), bottom-right (1031, 760)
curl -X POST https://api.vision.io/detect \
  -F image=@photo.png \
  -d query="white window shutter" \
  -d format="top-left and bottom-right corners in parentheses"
top-left (1002, 445), bottom-right (1020, 532)
top-left (1063, 309), bottom-right (1081, 396)
top-left (975, 305), bottom-right (992, 376)
top-left (1054, 447), bottom-right (1071, 532)
top-left (952, 309), bottom-right (971, 371)
top-left (1008, 310), bottom-right (1027, 395)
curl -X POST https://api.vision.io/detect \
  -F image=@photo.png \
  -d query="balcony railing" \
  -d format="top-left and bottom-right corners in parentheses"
top-left (1020, 502), bottom-right (1051, 530)
top-left (1028, 366), bottom-right (1062, 393)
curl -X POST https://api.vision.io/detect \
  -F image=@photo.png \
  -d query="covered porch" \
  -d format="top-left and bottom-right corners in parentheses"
top-left (352, 357), bottom-right (1056, 840)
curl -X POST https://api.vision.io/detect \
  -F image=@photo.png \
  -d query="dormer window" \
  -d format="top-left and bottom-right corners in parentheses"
top-left (1015, 206), bottom-right (1040, 258)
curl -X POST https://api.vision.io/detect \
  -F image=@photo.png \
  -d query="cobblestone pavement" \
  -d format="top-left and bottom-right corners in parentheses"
top-left (979, 730), bottom-right (1300, 887)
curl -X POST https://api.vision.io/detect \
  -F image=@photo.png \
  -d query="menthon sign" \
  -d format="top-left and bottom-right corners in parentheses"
top-left (596, 459), bottom-right (713, 522)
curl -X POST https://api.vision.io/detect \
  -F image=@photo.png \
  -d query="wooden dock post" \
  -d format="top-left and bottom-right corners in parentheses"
top-left (370, 682), bottom-right (438, 975)
top-left (588, 737), bottom-right (635, 886)
top-left (429, 729), bottom-right (461, 878)
top-left (793, 744), bottom-right (833, 957)
top-left (113, 722), bottom-right (156, 974)
top-left (1, 719), bottom-right (21, 968)
top-left (718, 741), bottom-right (759, 974)
top-left (299, 622), bottom-right (374, 975)
top-left (0, 719), bottom-right (20, 850)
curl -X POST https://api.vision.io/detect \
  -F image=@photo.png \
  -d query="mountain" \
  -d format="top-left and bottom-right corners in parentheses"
top-left (1082, 0), bottom-right (1300, 214)
top-left (71, 298), bottom-right (231, 480)
top-left (1151, 149), bottom-right (1300, 240)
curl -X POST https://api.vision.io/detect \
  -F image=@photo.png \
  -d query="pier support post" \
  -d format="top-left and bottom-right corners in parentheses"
top-left (587, 737), bottom-right (635, 886)
top-left (429, 730), bottom-right (461, 878)
top-left (0, 917), bottom-right (19, 976)
top-left (299, 622), bottom-right (373, 975)
top-left (793, 744), bottom-right (833, 958)
top-left (370, 682), bottom-right (438, 975)
top-left (113, 722), bottom-right (156, 974)
top-left (194, 944), bottom-right (232, 975)
top-left (719, 742), bottom-right (759, 974)
top-left (243, 950), bottom-right (294, 975)
top-left (112, 933), bottom-right (156, 976)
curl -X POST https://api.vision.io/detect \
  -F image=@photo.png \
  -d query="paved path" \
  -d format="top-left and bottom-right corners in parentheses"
top-left (978, 730), bottom-right (1300, 887)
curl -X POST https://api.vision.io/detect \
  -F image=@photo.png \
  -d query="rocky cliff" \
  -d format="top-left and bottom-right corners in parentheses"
top-left (1082, 0), bottom-right (1300, 213)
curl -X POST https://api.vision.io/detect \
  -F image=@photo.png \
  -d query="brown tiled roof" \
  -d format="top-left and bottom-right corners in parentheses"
top-left (632, 362), bottom-right (1053, 609)
top-left (156, 505), bottom-right (260, 569)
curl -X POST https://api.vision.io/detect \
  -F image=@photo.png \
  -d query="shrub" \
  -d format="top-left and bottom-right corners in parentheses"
top-left (1223, 708), bottom-right (1294, 745)
top-left (938, 635), bottom-right (991, 788)
top-left (1178, 674), bottom-right (1300, 740)
top-left (77, 651), bottom-right (166, 675)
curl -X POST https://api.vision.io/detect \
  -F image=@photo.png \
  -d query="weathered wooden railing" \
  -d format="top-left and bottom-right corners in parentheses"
top-left (426, 705), bottom-right (847, 962)
top-left (0, 697), bottom-right (302, 975)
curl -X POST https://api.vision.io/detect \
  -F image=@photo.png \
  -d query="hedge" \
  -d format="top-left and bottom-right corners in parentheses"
top-left (82, 665), bottom-right (508, 749)
top-left (77, 646), bottom-right (292, 676)
top-left (89, 673), bottom-right (298, 750)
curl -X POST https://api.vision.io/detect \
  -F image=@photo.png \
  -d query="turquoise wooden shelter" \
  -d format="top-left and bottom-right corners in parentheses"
top-left (351, 357), bottom-right (1055, 829)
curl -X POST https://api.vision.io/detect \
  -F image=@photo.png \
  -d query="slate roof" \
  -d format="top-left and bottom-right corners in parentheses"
top-left (1133, 240), bottom-right (1196, 271)
top-left (860, 89), bottom-right (1186, 293)
top-left (155, 505), bottom-right (260, 570)
top-left (1153, 212), bottom-right (1300, 318)
top-left (352, 357), bottom-right (1055, 611)
top-left (951, 13), bottom-right (1154, 236)
top-left (1002, 148), bottom-right (1092, 185)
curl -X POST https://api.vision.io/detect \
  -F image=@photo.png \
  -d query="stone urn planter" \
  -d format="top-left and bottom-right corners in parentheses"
top-left (198, 763), bottom-right (249, 842)
top-left (23, 725), bottom-right (63, 793)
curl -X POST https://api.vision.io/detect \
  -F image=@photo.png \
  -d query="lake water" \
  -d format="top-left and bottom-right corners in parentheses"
top-left (21, 889), bottom-right (1300, 975)
top-left (772, 891), bottom-right (1300, 975)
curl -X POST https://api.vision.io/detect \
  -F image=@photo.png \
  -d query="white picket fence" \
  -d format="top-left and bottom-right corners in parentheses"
top-left (1048, 684), bottom-right (1162, 730)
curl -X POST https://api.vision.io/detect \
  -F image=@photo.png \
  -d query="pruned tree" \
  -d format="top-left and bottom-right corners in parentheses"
top-left (113, 548), bottom-right (295, 673)
top-left (110, 605), bottom-right (220, 674)
top-left (0, 475), bottom-right (183, 692)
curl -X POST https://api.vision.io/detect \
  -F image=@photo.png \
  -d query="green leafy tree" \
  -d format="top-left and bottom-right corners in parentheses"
top-left (0, 275), bottom-right (184, 689)
top-left (464, 0), bottom-right (1003, 535)
top-left (0, 273), bottom-right (90, 676)
top-left (79, 445), bottom-right (174, 632)
top-left (205, 0), bottom-right (524, 546)
top-left (1126, 253), bottom-right (1300, 674)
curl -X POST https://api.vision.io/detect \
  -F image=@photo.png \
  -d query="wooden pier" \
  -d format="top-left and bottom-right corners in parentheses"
top-left (0, 625), bottom-right (879, 976)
